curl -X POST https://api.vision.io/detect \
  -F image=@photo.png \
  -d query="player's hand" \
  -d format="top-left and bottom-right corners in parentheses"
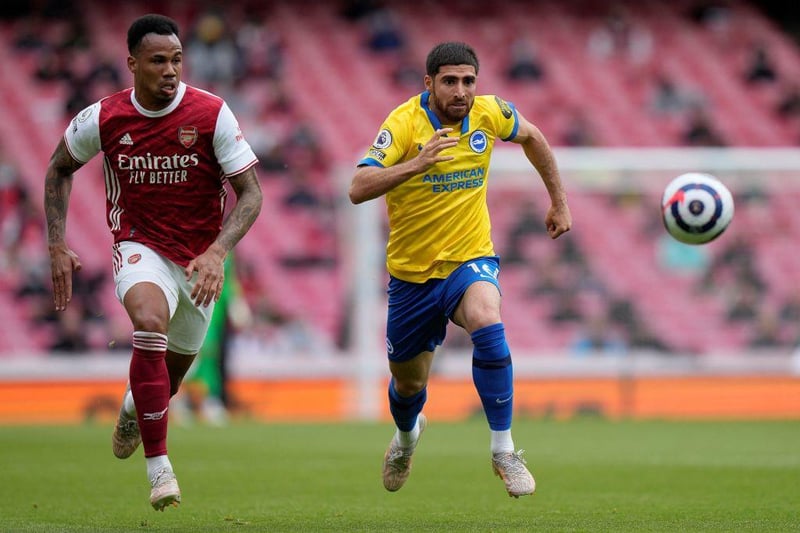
top-left (48, 243), bottom-right (82, 311)
top-left (417, 128), bottom-right (459, 168)
top-left (545, 202), bottom-right (572, 239)
top-left (185, 244), bottom-right (226, 307)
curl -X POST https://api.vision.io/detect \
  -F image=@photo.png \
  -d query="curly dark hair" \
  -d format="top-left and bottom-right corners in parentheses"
top-left (127, 14), bottom-right (179, 55)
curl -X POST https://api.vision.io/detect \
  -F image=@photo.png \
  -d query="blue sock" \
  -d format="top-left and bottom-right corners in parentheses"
top-left (388, 378), bottom-right (426, 432)
top-left (471, 323), bottom-right (513, 431)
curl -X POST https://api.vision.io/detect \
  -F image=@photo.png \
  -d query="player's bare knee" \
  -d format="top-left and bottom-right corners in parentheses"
top-left (131, 313), bottom-right (168, 335)
top-left (466, 316), bottom-right (502, 335)
top-left (457, 299), bottom-right (501, 333)
top-left (393, 377), bottom-right (427, 397)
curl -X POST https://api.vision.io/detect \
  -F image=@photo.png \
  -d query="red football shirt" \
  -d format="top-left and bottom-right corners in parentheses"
top-left (64, 82), bottom-right (258, 267)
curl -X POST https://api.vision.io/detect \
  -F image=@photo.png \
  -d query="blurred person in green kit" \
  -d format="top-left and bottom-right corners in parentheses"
top-left (180, 254), bottom-right (252, 425)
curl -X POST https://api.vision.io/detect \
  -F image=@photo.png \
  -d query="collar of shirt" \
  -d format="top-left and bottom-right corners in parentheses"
top-left (420, 90), bottom-right (470, 136)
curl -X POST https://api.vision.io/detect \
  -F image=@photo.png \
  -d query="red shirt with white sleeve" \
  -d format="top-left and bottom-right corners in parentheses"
top-left (64, 82), bottom-right (258, 267)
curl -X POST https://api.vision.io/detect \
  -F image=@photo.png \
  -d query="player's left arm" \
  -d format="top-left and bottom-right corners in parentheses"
top-left (186, 166), bottom-right (263, 307)
top-left (510, 113), bottom-right (572, 239)
top-left (215, 166), bottom-right (263, 256)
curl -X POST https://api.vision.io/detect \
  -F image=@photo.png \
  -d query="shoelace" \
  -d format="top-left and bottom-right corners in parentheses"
top-left (150, 469), bottom-right (176, 488)
top-left (496, 450), bottom-right (528, 475)
top-left (117, 419), bottom-right (139, 437)
top-left (386, 444), bottom-right (414, 470)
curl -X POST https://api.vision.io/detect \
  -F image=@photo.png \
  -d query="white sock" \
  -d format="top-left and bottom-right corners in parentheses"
top-left (146, 455), bottom-right (173, 483)
top-left (123, 389), bottom-right (137, 418)
top-left (491, 429), bottom-right (515, 454)
top-left (395, 417), bottom-right (421, 448)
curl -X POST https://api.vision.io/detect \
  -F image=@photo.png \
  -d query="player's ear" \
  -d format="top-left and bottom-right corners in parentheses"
top-left (127, 55), bottom-right (137, 74)
top-left (424, 74), bottom-right (433, 92)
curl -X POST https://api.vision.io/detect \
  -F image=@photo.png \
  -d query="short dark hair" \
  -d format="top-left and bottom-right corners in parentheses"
top-left (425, 42), bottom-right (479, 77)
top-left (127, 14), bottom-right (180, 55)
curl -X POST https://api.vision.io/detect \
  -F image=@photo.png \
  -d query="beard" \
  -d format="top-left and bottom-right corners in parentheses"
top-left (430, 93), bottom-right (470, 123)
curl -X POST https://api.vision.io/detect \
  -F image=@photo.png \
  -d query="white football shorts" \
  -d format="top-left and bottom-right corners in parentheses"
top-left (113, 241), bottom-right (214, 354)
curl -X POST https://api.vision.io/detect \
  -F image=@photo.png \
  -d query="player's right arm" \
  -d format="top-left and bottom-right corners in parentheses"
top-left (185, 166), bottom-right (262, 308)
top-left (349, 128), bottom-right (458, 204)
top-left (44, 138), bottom-right (84, 311)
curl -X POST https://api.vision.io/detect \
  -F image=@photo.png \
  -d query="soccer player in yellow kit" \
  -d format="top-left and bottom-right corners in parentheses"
top-left (350, 41), bottom-right (572, 497)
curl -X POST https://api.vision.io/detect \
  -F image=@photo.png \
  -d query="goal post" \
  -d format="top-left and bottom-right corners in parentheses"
top-left (492, 146), bottom-right (800, 190)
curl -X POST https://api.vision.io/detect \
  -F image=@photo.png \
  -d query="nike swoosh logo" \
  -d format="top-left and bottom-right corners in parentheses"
top-left (496, 396), bottom-right (513, 404)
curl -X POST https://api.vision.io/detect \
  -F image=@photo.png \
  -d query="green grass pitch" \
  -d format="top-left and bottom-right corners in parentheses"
top-left (0, 419), bottom-right (798, 532)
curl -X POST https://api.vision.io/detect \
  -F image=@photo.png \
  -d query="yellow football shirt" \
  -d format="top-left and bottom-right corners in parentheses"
top-left (358, 91), bottom-right (519, 283)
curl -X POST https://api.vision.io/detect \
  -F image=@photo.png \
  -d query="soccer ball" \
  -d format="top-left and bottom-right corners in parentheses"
top-left (661, 173), bottom-right (734, 245)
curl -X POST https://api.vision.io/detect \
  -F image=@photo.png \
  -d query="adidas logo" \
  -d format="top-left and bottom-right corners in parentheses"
top-left (119, 133), bottom-right (133, 145)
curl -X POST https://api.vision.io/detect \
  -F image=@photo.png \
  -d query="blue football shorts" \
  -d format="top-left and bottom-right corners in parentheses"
top-left (385, 256), bottom-right (501, 362)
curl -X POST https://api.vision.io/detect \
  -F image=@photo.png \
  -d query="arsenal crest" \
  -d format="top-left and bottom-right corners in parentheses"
top-left (178, 126), bottom-right (198, 148)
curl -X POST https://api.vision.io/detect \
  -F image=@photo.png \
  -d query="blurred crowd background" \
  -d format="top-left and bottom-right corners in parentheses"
top-left (1, 0), bottom-right (800, 364)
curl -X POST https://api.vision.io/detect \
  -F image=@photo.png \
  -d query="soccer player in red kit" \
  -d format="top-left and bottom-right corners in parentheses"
top-left (43, 14), bottom-right (262, 511)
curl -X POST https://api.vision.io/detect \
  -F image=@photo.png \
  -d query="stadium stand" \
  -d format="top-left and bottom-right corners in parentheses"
top-left (0, 0), bottom-right (799, 356)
